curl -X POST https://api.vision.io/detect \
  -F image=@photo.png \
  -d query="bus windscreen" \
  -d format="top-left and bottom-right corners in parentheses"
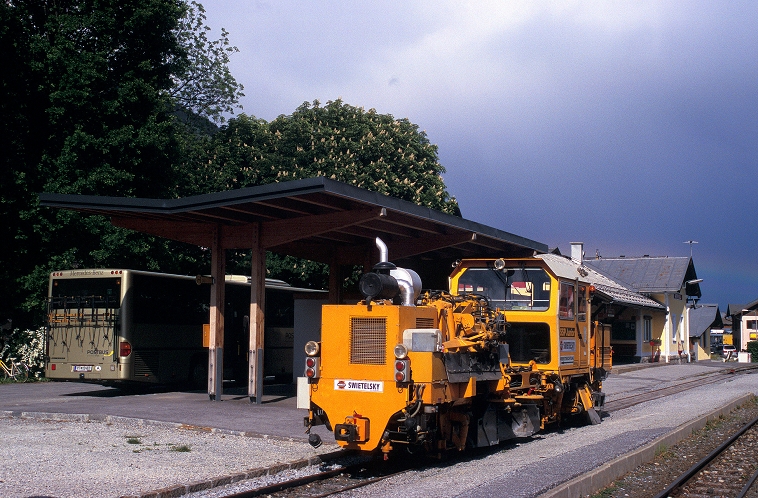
top-left (50, 277), bottom-right (122, 309)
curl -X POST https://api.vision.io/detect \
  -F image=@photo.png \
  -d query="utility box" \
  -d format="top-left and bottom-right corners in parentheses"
top-left (738, 351), bottom-right (752, 363)
top-left (202, 324), bottom-right (210, 348)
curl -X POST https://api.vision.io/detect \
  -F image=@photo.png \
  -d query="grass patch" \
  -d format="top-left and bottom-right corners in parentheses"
top-left (655, 444), bottom-right (670, 458)
top-left (169, 444), bottom-right (192, 452)
top-left (125, 436), bottom-right (142, 445)
top-left (591, 485), bottom-right (619, 498)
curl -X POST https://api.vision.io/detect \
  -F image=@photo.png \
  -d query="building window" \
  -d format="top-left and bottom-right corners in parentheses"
top-left (747, 320), bottom-right (758, 331)
top-left (644, 316), bottom-right (652, 342)
top-left (672, 314), bottom-right (678, 343)
top-left (612, 321), bottom-right (636, 341)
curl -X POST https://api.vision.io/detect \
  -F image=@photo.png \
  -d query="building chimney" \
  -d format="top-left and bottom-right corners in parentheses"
top-left (570, 242), bottom-right (584, 264)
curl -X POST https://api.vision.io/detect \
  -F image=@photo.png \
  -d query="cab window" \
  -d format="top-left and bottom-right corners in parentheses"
top-left (506, 322), bottom-right (551, 364)
top-left (577, 285), bottom-right (587, 322)
top-left (559, 281), bottom-right (574, 319)
top-left (457, 267), bottom-right (551, 311)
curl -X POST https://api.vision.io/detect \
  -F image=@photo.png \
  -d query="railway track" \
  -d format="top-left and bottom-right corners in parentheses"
top-left (652, 414), bottom-right (758, 498)
top-left (223, 457), bottom-right (413, 497)
top-left (213, 366), bottom-right (756, 498)
top-left (604, 365), bottom-right (758, 413)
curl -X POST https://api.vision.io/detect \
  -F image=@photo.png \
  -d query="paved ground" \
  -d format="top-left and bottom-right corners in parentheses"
top-left (1, 360), bottom-right (719, 438)
top-left (0, 381), bottom-right (321, 441)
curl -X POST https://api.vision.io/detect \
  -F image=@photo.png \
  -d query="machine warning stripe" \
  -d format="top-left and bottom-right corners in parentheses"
top-left (334, 379), bottom-right (384, 392)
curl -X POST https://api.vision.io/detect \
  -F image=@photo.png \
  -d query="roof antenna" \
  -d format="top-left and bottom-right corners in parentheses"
top-left (683, 240), bottom-right (698, 258)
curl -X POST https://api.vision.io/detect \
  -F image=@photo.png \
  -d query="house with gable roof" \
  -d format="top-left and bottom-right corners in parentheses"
top-left (538, 244), bottom-right (667, 364)
top-left (687, 304), bottom-right (722, 361)
top-left (584, 252), bottom-right (702, 362)
top-left (727, 299), bottom-right (758, 352)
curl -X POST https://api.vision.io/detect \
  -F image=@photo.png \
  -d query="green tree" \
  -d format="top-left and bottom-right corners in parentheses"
top-left (188, 100), bottom-right (460, 215)
top-left (1, 1), bottom-right (242, 327)
top-left (187, 100), bottom-right (461, 288)
top-left (170, 1), bottom-right (244, 124)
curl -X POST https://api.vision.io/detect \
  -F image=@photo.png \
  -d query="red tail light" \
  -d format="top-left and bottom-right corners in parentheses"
top-left (119, 341), bottom-right (132, 357)
top-left (395, 359), bottom-right (411, 383)
top-left (51, 364), bottom-right (56, 371)
top-left (305, 357), bottom-right (320, 379)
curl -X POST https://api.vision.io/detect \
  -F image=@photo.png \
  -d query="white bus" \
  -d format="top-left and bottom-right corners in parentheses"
top-left (46, 269), bottom-right (313, 388)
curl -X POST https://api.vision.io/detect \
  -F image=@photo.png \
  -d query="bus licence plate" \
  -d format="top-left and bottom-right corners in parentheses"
top-left (72, 365), bottom-right (93, 372)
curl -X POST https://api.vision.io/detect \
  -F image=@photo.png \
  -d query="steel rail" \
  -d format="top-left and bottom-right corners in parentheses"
top-left (651, 413), bottom-right (758, 498)
top-left (604, 369), bottom-right (745, 413)
top-left (737, 465), bottom-right (758, 498)
top-left (224, 456), bottom-right (404, 498)
top-left (222, 366), bottom-right (757, 498)
top-left (224, 465), bottom-right (349, 497)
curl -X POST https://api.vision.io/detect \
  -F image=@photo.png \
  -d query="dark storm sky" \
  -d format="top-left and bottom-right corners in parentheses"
top-left (200, 1), bottom-right (758, 310)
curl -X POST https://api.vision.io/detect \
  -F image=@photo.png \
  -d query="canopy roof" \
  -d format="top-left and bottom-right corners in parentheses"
top-left (40, 177), bottom-right (547, 285)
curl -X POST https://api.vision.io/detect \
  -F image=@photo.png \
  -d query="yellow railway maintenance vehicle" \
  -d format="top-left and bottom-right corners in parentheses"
top-left (301, 240), bottom-right (614, 458)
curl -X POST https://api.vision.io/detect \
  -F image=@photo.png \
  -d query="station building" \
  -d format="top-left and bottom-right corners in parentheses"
top-left (584, 253), bottom-right (706, 363)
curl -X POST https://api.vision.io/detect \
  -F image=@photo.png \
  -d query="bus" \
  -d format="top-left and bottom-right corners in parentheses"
top-left (45, 269), bottom-right (321, 388)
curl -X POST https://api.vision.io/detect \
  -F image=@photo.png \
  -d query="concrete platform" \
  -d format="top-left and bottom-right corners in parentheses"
top-left (0, 381), bottom-right (320, 442)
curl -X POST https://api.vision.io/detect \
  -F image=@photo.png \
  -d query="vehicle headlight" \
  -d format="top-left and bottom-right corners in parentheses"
top-left (304, 341), bottom-right (320, 356)
top-left (394, 343), bottom-right (408, 359)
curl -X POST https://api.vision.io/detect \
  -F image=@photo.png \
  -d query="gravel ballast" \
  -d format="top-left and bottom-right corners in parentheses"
top-left (0, 415), bottom-right (337, 498)
top-left (331, 365), bottom-right (758, 498)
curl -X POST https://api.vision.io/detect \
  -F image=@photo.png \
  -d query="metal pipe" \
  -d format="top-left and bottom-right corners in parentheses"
top-left (397, 279), bottom-right (413, 306)
top-left (376, 237), bottom-right (388, 263)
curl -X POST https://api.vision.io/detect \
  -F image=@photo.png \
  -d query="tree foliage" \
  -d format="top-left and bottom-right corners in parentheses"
top-left (184, 100), bottom-right (460, 216)
top-left (170, 1), bottom-right (244, 123)
top-left (1, 1), bottom-right (459, 326)
top-left (1, 0), bottom-right (242, 327)
top-left (184, 100), bottom-right (461, 288)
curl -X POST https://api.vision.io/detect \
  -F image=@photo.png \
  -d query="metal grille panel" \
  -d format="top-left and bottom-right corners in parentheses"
top-left (133, 351), bottom-right (159, 377)
top-left (350, 317), bottom-right (386, 365)
top-left (416, 317), bottom-right (435, 329)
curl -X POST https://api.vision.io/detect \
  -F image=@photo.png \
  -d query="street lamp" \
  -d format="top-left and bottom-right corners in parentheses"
top-left (685, 279), bottom-right (703, 307)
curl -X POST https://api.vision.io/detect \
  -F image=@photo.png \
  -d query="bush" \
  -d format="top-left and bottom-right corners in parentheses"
top-left (747, 341), bottom-right (758, 362)
top-left (1, 327), bottom-right (46, 378)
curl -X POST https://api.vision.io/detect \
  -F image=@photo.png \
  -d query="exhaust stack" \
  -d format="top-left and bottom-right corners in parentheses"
top-left (358, 238), bottom-right (422, 306)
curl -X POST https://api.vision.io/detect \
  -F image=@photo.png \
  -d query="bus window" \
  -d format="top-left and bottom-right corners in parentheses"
top-left (457, 267), bottom-right (551, 311)
top-left (130, 273), bottom-right (208, 325)
top-left (50, 277), bottom-right (121, 309)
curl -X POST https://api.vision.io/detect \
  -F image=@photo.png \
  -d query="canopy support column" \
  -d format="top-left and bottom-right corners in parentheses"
top-left (328, 255), bottom-right (341, 305)
top-left (208, 225), bottom-right (226, 400)
top-left (249, 223), bottom-right (266, 403)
